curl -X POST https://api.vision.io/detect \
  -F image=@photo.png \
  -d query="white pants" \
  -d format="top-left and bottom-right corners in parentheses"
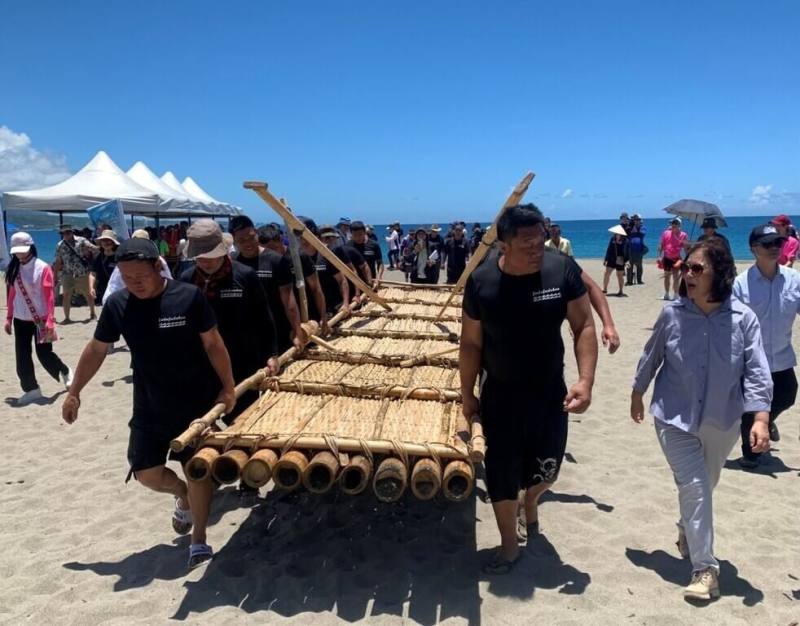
top-left (655, 420), bottom-right (740, 573)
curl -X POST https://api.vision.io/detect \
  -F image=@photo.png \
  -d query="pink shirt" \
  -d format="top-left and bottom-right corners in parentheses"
top-left (6, 258), bottom-right (56, 327)
top-left (779, 236), bottom-right (799, 265)
top-left (660, 229), bottom-right (687, 260)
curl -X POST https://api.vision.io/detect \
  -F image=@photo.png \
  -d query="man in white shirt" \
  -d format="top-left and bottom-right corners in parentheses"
top-left (544, 223), bottom-right (574, 257)
top-left (733, 224), bottom-right (800, 468)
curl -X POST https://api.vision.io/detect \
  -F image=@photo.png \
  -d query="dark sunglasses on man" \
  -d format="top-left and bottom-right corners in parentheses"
top-left (759, 239), bottom-right (785, 249)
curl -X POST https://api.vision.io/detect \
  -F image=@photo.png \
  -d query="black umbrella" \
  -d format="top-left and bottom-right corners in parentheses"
top-left (663, 199), bottom-right (728, 228)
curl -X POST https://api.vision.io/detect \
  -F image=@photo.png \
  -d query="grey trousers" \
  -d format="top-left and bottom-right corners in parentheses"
top-left (655, 420), bottom-right (739, 573)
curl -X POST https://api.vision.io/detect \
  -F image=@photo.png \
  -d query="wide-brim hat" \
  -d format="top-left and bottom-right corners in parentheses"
top-left (9, 231), bottom-right (34, 254)
top-left (96, 229), bottom-right (120, 245)
top-left (59, 223), bottom-right (74, 233)
top-left (430, 224), bottom-right (441, 232)
top-left (186, 219), bottom-right (228, 259)
top-left (319, 225), bottom-right (339, 239)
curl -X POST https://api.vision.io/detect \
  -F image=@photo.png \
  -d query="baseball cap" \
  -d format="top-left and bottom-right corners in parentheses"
top-left (319, 225), bottom-right (339, 239)
top-left (670, 217), bottom-right (682, 225)
top-left (116, 238), bottom-right (160, 262)
top-left (337, 217), bottom-right (351, 226)
top-left (749, 224), bottom-right (787, 247)
top-left (701, 217), bottom-right (718, 229)
top-left (9, 232), bottom-right (34, 254)
top-left (186, 219), bottom-right (228, 259)
top-left (59, 223), bottom-right (74, 233)
top-left (229, 215), bottom-right (255, 234)
top-left (772, 214), bottom-right (791, 227)
top-left (619, 212), bottom-right (629, 219)
top-left (350, 220), bottom-right (366, 231)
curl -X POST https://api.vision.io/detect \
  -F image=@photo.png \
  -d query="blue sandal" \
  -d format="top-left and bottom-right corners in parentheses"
top-left (188, 543), bottom-right (213, 569)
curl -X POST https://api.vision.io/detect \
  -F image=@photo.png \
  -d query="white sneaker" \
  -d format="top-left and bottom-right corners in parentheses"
top-left (60, 367), bottom-right (74, 390)
top-left (17, 388), bottom-right (43, 405)
top-left (663, 293), bottom-right (671, 301)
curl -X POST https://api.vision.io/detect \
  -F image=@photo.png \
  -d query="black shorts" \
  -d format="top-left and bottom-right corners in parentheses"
top-left (480, 376), bottom-right (568, 502)
top-left (127, 422), bottom-right (196, 477)
top-left (662, 257), bottom-right (678, 271)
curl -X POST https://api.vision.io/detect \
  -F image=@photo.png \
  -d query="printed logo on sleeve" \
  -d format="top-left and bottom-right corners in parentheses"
top-left (532, 287), bottom-right (562, 303)
top-left (159, 315), bottom-right (187, 329)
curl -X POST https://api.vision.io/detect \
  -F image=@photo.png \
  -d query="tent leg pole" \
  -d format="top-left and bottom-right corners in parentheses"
top-left (59, 212), bottom-right (64, 228)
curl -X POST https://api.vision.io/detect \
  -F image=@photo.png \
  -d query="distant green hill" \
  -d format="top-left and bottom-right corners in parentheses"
top-left (4, 210), bottom-right (92, 230)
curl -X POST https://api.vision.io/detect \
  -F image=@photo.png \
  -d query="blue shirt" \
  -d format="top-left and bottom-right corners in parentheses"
top-left (732, 264), bottom-right (800, 372)
top-left (628, 225), bottom-right (646, 252)
top-left (632, 297), bottom-right (772, 432)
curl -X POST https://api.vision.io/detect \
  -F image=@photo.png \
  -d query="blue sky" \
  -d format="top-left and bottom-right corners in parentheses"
top-left (1, 1), bottom-right (798, 223)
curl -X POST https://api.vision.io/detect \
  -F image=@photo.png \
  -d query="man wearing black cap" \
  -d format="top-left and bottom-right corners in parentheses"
top-left (62, 236), bottom-right (236, 569)
top-left (315, 225), bottom-right (357, 313)
top-left (460, 204), bottom-right (597, 573)
top-left (734, 224), bottom-right (800, 468)
top-left (348, 221), bottom-right (384, 286)
top-left (229, 215), bottom-right (307, 352)
top-left (180, 218), bottom-right (279, 423)
top-left (697, 217), bottom-right (732, 257)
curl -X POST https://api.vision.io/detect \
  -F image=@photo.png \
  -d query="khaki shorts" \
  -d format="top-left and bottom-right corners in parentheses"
top-left (61, 274), bottom-right (90, 296)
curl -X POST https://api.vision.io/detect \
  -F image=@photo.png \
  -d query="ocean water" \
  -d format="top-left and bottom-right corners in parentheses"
top-left (12, 215), bottom-right (797, 264)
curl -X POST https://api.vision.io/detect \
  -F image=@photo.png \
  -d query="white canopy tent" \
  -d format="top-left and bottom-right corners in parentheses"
top-left (183, 176), bottom-right (241, 216)
top-left (1, 151), bottom-right (241, 230)
top-left (1, 151), bottom-right (160, 215)
top-left (127, 161), bottom-right (210, 216)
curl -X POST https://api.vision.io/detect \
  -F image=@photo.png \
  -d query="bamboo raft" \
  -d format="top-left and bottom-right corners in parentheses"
top-left (173, 173), bottom-right (533, 503)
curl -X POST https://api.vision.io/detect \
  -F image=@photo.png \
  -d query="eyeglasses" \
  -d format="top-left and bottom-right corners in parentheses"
top-left (759, 240), bottom-right (784, 249)
top-left (680, 263), bottom-right (707, 275)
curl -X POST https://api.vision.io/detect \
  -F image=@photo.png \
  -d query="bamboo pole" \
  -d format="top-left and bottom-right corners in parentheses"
top-left (261, 379), bottom-right (461, 402)
top-left (194, 433), bottom-right (475, 461)
top-left (337, 328), bottom-right (458, 342)
top-left (302, 351), bottom-right (457, 368)
top-left (280, 197), bottom-right (310, 322)
top-left (434, 171), bottom-right (535, 320)
top-left (468, 415), bottom-right (486, 463)
top-left (185, 447), bottom-right (219, 482)
top-left (241, 448), bottom-right (279, 488)
top-left (211, 449), bottom-right (249, 485)
top-left (351, 310), bottom-right (461, 323)
top-left (373, 457), bottom-right (408, 502)
top-left (243, 181), bottom-right (391, 310)
top-left (273, 450), bottom-right (309, 490)
top-left (339, 455), bottom-right (372, 495)
top-left (302, 451), bottom-right (340, 493)
top-left (398, 344), bottom-right (460, 367)
top-left (410, 457), bottom-right (442, 500)
top-left (376, 280), bottom-right (453, 290)
top-left (442, 460), bottom-right (474, 502)
top-left (171, 320), bottom-right (321, 452)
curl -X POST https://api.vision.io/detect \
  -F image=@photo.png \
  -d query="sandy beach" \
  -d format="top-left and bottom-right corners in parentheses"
top-left (1, 258), bottom-right (798, 625)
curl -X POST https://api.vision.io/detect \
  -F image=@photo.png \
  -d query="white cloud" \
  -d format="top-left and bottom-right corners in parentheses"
top-left (0, 126), bottom-right (70, 191)
top-left (749, 184), bottom-right (773, 205)
top-left (561, 188), bottom-right (573, 198)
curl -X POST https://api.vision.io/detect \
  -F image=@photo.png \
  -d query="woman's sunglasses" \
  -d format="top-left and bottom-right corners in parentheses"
top-left (680, 263), bottom-right (706, 275)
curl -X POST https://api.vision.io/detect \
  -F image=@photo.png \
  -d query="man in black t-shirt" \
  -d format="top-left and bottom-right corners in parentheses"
top-left (262, 219), bottom-right (329, 333)
top-left (229, 215), bottom-right (308, 352)
top-left (316, 225), bottom-right (355, 313)
top-left (443, 224), bottom-right (470, 284)
top-left (180, 219), bottom-right (279, 423)
top-left (61, 237), bottom-right (236, 570)
top-left (461, 204), bottom-right (597, 574)
top-left (347, 220), bottom-right (383, 286)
